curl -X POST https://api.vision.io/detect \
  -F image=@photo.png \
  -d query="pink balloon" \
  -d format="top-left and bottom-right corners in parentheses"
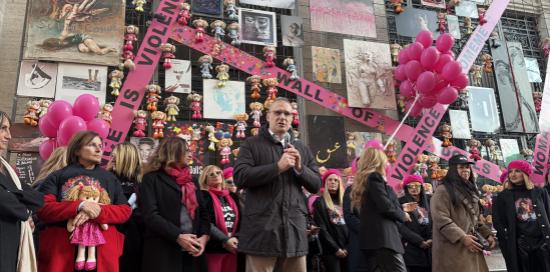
top-left (398, 48), bottom-right (410, 65)
top-left (394, 65), bottom-right (407, 81)
top-left (87, 119), bottom-right (110, 139)
top-left (38, 114), bottom-right (57, 138)
top-left (434, 54), bottom-right (454, 73)
top-left (420, 47), bottom-right (440, 70)
top-left (438, 86), bottom-right (459, 104)
top-left (399, 80), bottom-right (415, 97)
top-left (436, 33), bottom-right (455, 53)
top-left (416, 71), bottom-right (437, 95)
top-left (441, 61), bottom-right (462, 82)
top-left (73, 94), bottom-right (100, 121)
top-left (405, 60), bottom-right (424, 81)
top-left (39, 138), bottom-right (57, 161)
top-left (433, 75), bottom-right (449, 92)
top-left (418, 95), bottom-right (438, 108)
top-left (442, 51), bottom-right (456, 59)
top-left (408, 42), bottom-right (424, 61)
top-left (409, 102), bottom-right (423, 117)
top-left (48, 100), bottom-right (73, 126)
top-left (415, 31), bottom-right (433, 48)
top-left (450, 73), bottom-right (469, 90)
top-left (57, 116), bottom-right (87, 146)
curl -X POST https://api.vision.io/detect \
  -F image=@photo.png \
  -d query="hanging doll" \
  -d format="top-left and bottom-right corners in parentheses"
top-left (133, 110), bottom-right (148, 137)
top-left (390, 0), bottom-right (404, 14)
top-left (177, 3), bottom-right (191, 25)
top-left (224, 0), bottom-right (239, 20)
top-left (468, 139), bottom-right (482, 161)
top-left (234, 113), bottom-right (249, 139)
top-left (121, 48), bottom-right (136, 71)
top-left (459, 91), bottom-right (469, 109)
top-left (414, 154), bottom-right (429, 177)
top-left (470, 65), bottom-right (482, 86)
top-left (283, 57), bottom-right (299, 80)
top-left (484, 139), bottom-right (499, 162)
top-left (227, 22), bottom-right (241, 46)
top-left (439, 123), bottom-right (453, 147)
top-left (478, 8), bottom-right (487, 25)
top-left (160, 43), bottom-right (176, 69)
top-left (100, 104), bottom-right (113, 125)
top-left (250, 128), bottom-right (260, 136)
top-left (210, 20), bottom-right (226, 41)
top-left (534, 91), bottom-right (543, 113)
top-left (489, 31), bottom-right (501, 48)
top-left (263, 78), bottom-right (279, 109)
top-left (481, 53), bottom-right (493, 73)
top-left (521, 148), bottom-right (534, 164)
top-left (132, 0), bottom-right (146, 12)
top-left (263, 46), bottom-right (276, 67)
top-left (151, 111), bottom-right (167, 139)
top-left (191, 124), bottom-right (202, 141)
top-left (290, 102), bottom-right (300, 128)
top-left (37, 99), bottom-right (52, 118)
top-left (247, 75), bottom-right (262, 100)
top-left (446, 0), bottom-right (460, 12)
top-left (428, 155), bottom-right (441, 180)
top-left (65, 182), bottom-right (110, 271)
top-left (199, 55), bottom-right (214, 79)
top-left (23, 100), bottom-right (40, 126)
top-left (193, 19), bottom-right (209, 43)
top-left (385, 141), bottom-right (397, 163)
top-left (216, 64), bottom-right (230, 87)
top-left (109, 70), bottom-right (124, 97)
top-left (217, 132), bottom-right (233, 165)
top-left (124, 25), bottom-right (139, 51)
top-left (541, 37), bottom-right (550, 57)
top-left (164, 95), bottom-right (180, 122)
top-left (188, 92), bottom-right (203, 119)
top-left (437, 12), bottom-right (447, 34)
top-left (146, 84), bottom-right (162, 112)
top-left (249, 102), bottom-right (263, 128)
top-left (464, 17), bottom-right (473, 35)
top-left (205, 125), bottom-right (219, 151)
top-left (390, 43), bottom-right (402, 64)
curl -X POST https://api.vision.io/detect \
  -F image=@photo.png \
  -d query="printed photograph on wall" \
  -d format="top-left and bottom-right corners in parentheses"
top-left (525, 57), bottom-right (542, 83)
top-left (499, 138), bottom-right (522, 165)
top-left (24, 0), bottom-right (125, 66)
top-left (130, 137), bottom-right (159, 164)
top-left (308, 115), bottom-right (347, 168)
top-left (8, 124), bottom-right (46, 153)
top-left (448, 110), bottom-right (471, 139)
top-left (312, 47), bottom-right (342, 84)
top-left (310, 0), bottom-right (376, 38)
top-left (344, 39), bottom-right (396, 110)
top-left (239, 8), bottom-right (277, 46)
top-left (239, 0), bottom-right (295, 9)
top-left (447, 15), bottom-right (461, 40)
top-left (203, 79), bottom-right (245, 119)
top-left (191, 0), bottom-right (223, 16)
top-left (395, 8), bottom-right (438, 38)
top-left (281, 15), bottom-right (304, 47)
top-left (421, 0), bottom-right (446, 9)
top-left (346, 131), bottom-right (383, 162)
top-left (165, 59), bottom-right (192, 94)
top-left (55, 63), bottom-right (107, 105)
top-left (455, 0), bottom-right (479, 18)
top-left (16, 60), bottom-right (57, 98)
top-left (467, 87), bottom-right (501, 133)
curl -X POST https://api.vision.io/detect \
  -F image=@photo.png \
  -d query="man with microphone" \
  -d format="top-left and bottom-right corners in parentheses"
top-left (234, 97), bottom-right (321, 272)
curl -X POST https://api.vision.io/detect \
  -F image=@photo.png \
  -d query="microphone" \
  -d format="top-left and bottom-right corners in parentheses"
top-left (282, 133), bottom-right (292, 149)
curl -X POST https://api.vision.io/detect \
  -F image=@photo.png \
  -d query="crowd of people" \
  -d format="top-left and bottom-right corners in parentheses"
top-left (1, 98), bottom-right (550, 272)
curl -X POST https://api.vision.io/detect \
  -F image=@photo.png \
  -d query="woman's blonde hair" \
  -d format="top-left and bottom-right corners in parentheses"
top-left (199, 165), bottom-right (223, 190)
top-left (65, 184), bottom-right (111, 204)
top-left (350, 147), bottom-right (388, 211)
top-left (34, 147), bottom-right (67, 186)
top-left (504, 172), bottom-right (534, 190)
top-left (322, 173), bottom-right (345, 211)
top-left (143, 137), bottom-right (188, 174)
top-left (108, 143), bottom-right (142, 183)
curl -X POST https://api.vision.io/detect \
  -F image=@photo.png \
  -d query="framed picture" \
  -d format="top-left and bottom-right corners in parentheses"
top-left (308, 115), bottom-right (347, 168)
top-left (310, 0), bottom-right (376, 38)
top-left (448, 110), bottom-right (471, 139)
top-left (499, 138), bottom-right (522, 165)
top-left (15, 153), bottom-right (44, 185)
top-left (455, 0), bottom-right (479, 18)
top-left (55, 63), bottom-right (107, 105)
top-left (16, 61), bottom-right (57, 98)
top-left (129, 137), bottom-right (159, 164)
top-left (239, 0), bottom-right (295, 9)
top-left (165, 60), bottom-right (192, 94)
top-left (447, 15), bottom-right (461, 40)
top-left (467, 87), bottom-right (500, 133)
top-left (203, 79), bottom-right (245, 119)
top-left (492, 40), bottom-right (522, 132)
top-left (395, 8), bottom-right (438, 38)
top-left (281, 15), bottom-right (304, 47)
top-left (239, 8), bottom-right (277, 46)
top-left (191, 0), bottom-right (223, 16)
top-left (312, 47), bottom-right (342, 84)
top-left (508, 42), bottom-right (538, 133)
top-left (525, 57), bottom-right (542, 83)
top-left (421, 0), bottom-right (446, 9)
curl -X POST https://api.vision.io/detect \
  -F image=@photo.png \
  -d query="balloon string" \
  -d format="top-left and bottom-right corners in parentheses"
top-left (384, 95), bottom-right (420, 149)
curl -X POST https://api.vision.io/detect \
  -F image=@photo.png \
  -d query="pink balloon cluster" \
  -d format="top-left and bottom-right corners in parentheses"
top-left (394, 31), bottom-right (469, 117)
top-left (38, 94), bottom-right (109, 161)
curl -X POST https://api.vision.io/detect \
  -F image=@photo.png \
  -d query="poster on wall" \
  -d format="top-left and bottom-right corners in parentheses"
top-left (24, 0), bottom-right (125, 66)
top-left (525, 57), bottom-right (542, 83)
top-left (55, 63), bottom-right (107, 105)
top-left (346, 131), bottom-right (383, 162)
top-left (16, 61), bottom-right (57, 98)
top-left (203, 79), bottom-right (245, 119)
top-left (308, 115), bottom-right (347, 168)
top-left (15, 153), bottom-right (43, 185)
top-left (455, 0), bottom-right (479, 18)
top-left (499, 138), bottom-right (522, 165)
top-left (130, 137), bottom-right (159, 164)
top-left (312, 47), bottom-right (342, 84)
top-left (467, 87), bottom-right (501, 133)
top-left (448, 110), bottom-right (471, 139)
top-left (239, 8), bottom-right (277, 46)
top-left (421, 0), bottom-right (446, 9)
top-left (191, 0), bottom-right (223, 16)
top-left (344, 39), bottom-right (396, 110)
top-left (310, 0), bottom-right (376, 38)
top-left (8, 124), bottom-right (46, 153)
top-left (165, 60), bottom-right (192, 94)
top-left (239, 0), bottom-right (295, 9)
top-left (447, 15), bottom-right (461, 40)
top-left (281, 15), bottom-right (304, 47)
top-left (395, 8), bottom-right (438, 38)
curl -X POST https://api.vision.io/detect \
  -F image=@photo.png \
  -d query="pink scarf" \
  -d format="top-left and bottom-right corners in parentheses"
top-left (165, 166), bottom-right (198, 219)
top-left (208, 188), bottom-right (239, 236)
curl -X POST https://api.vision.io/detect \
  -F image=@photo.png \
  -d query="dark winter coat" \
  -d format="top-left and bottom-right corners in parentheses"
top-left (492, 187), bottom-right (550, 272)
top-left (234, 126), bottom-right (321, 257)
top-left (116, 175), bottom-right (144, 272)
top-left (140, 170), bottom-right (211, 272)
top-left (343, 186), bottom-right (363, 271)
top-left (312, 196), bottom-right (349, 255)
top-left (398, 193), bottom-right (432, 268)
top-left (202, 191), bottom-right (241, 253)
top-left (0, 172), bottom-right (43, 272)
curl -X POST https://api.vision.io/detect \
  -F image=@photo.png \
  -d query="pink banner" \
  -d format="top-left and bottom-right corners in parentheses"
top-left (101, 0), bottom-right (183, 164)
top-left (531, 56), bottom-right (550, 185)
top-left (171, 25), bottom-right (501, 182)
top-left (388, 0), bottom-right (510, 187)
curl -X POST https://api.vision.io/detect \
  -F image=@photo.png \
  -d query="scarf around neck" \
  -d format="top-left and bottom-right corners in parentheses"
top-left (165, 166), bottom-right (198, 219)
top-left (208, 187), bottom-right (239, 236)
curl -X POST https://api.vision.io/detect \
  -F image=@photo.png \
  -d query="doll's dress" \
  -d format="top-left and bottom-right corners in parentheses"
top-left (70, 221), bottom-right (106, 246)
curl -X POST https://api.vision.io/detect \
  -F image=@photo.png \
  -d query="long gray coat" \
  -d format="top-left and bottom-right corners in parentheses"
top-left (431, 185), bottom-right (492, 272)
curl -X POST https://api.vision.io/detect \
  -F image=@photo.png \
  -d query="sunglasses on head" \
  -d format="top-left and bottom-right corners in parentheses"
top-left (208, 170), bottom-right (222, 178)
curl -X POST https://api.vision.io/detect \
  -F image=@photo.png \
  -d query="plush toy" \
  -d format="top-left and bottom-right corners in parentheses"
top-left (263, 78), bottom-right (279, 109)
top-left (109, 70), bottom-right (124, 96)
top-left (177, 3), bottom-right (191, 25)
top-left (227, 22), bottom-right (240, 46)
top-left (437, 12), bottom-right (447, 34)
top-left (428, 155), bottom-right (441, 180)
top-left (205, 125), bottom-right (219, 151)
top-left (234, 113), bottom-right (249, 139)
top-left (263, 46), bottom-right (276, 67)
top-left (132, 0), bottom-right (146, 12)
top-left (541, 37), bottom-right (550, 57)
top-left (211, 20), bottom-right (226, 41)
top-left (291, 102), bottom-right (300, 128)
top-left (385, 141), bottom-right (397, 163)
top-left (478, 8), bottom-right (487, 25)
top-left (283, 57), bottom-right (299, 80)
top-left (160, 43), bottom-right (176, 69)
top-left (484, 139), bottom-right (499, 162)
top-left (151, 111), bottom-right (167, 139)
top-left (390, 0), bottom-right (404, 14)
top-left (100, 104), bottom-right (113, 125)
top-left (199, 55), bottom-right (214, 79)
top-left (534, 91), bottom-right (543, 113)
top-left (23, 100), bottom-right (40, 126)
top-left (37, 99), bottom-right (52, 118)
top-left (146, 84), bottom-right (162, 112)
top-left (482, 53), bottom-right (493, 73)
top-left (439, 123), bottom-right (453, 147)
top-left (468, 139), bottom-right (482, 161)
top-left (470, 65), bottom-right (482, 86)
top-left (164, 95), bottom-right (180, 122)
top-left (188, 92), bottom-right (203, 119)
top-left (489, 31), bottom-right (501, 48)
top-left (249, 102), bottom-right (263, 128)
top-left (390, 43), bottom-right (402, 64)
top-left (464, 17), bottom-right (473, 35)
top-left (124, 25), bottom-right (139, 51)
top-left (216, 132), bottom-right (233, 165)
top-left (247, 75), bottom-right (262, 100)
top-left (224, 0), bottom-right (239, 20)
top-left (133, 110), bottom-right (147, 137)
top-left (65, 182), bottom-right (110, 271)
top-left (216, 64), bottom-right (230, 87)
top-left (193, 19), bottom-right (209, 43)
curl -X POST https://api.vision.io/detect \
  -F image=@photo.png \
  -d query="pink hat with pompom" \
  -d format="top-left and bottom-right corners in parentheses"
top-left (508, 160), bottom-right (533, 176)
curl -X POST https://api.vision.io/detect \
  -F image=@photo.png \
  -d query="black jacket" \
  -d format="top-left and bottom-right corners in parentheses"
top-left (492, 187), bottom-right (550, 272)
top-left (360, 172), bottom-right (406, 254)
top-left (116, 175), bottom-right (144, 272)
top-left (398, 193), bottom-right (432, 267)
top-left (343, 186), bottom-right (363, 271)
top-left (0, 173), bottom-right (43, 272)
top-left (202, 191), bottom-right (241, 253)
top-left (140, 170), bottom-right (211, 272)
top-left (313, 196), bottom-right (349, 255)
top-left (234, 126), bottom-right (321, 257)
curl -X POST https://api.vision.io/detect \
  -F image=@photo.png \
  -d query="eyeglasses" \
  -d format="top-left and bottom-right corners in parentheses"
top-left (270, 110), bottom-right (292, 117)
top-left (208, 170), bottom-right (222, 178)
top-left (407, 184), bottom-right (422, 189)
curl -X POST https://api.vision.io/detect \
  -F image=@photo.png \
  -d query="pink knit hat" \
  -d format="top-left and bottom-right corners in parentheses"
top-left (364, 139), bottom-right (384, 151)
top-left (508, 160), bottom-right (533, 176)
top-left (403, 174), bottom-right (424, 187)
top-left (222, 167), bottom-right (234, 179)
top-left (321, 169), bottom-right (342, 188)
top-left (499, 169), bottom-right (508, 183)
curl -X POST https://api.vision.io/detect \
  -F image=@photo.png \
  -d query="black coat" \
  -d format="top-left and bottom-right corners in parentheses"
top-left (202, 191), bottom-right (241, 253)
top-left (312, 196), bottom-right (349, 255)
top-left (0, 172), bottom-right (43, 272)
top-left (234, 126), bottom-right (321, 257)
top-left (140, 170), bottom-right (211, 272)
top-left (116, 175), bottom-right (144, 272)
top-left (492, 187), bottom-right (550, 272)
top-left (359, 172), bottom-right (406, 254)
top-left (343, 186), bottom-right (363, 271)
top-left (398, 193), bottom-right (432, 268)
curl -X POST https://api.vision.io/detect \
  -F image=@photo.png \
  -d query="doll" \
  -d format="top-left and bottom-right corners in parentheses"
top-left (177, 3), bottom-right (191, 26)
top-left (534, 91), bottom-right (543, 113)
top-left (151, 111), bottom-right (167, 139)
top-left (188, 92), bottom-right (203, 119)
top-left (541, 37), bottom-right (550, 57)
top-left (146, 84), bottom-right (162, 112)
top-left (100, 104), bottom-right (113, 125)
top-left (216, 64), bottom-right (230, 87)
top-left (160, 43), bottom-right (176, 69)
top-left (109, 69), bottom-right (124, 96)
top-left (423, 183), bottom-right (433, 195)
top-left (416, 154), bottom-right (429, 178)
top-left (249, 102), bottom-right (264, 128)
top-left (234, 113), bottom-right (249, 139)
top-left (263, 46), bottom-right (276, 67)
top-left (390, 43), bottom-right (402, 64)
top-left (484, 139), bottom-right (499, 162)
top-left (481, 53), bottom-right (493, 73)
top-left (121, 49), bottom-right (135, 71)
top-left (247, 75), bottom-right (262, 100)
top-left (191, 124), bottom-right (202, 141)
top-left (283, 57), bottom-right (299, 80)
top-left (428, 155), bottom-right (441, 180)
top-left (470, 65), bottom-right (482, 86)
top-left (262, 78), bottom-right (279, 109)
top-left (224, 0), bottom-right (239, 20)
top-left (439, 123), bottom-right (453, 147)
top-left (459, 91), bottom-right (469, 109)
top-left (437, 12), bottom-right (447, 34)
top-left (250, 128), bottom-right (260, 136)
top-left (521, 148), bottom-right (534, 163)
top-left (489, 31), bottom-right (501, 48)
top-left (193, 19), bottom-right (209, 43)
top-left (227, 22), bottom-right (241, 46)
top-left (65, 182), bottom-right (110, 271)
top-left (199, 55), bottom-right (214, 79)
top-left (385, 141), bottom-right (397, 163)
top-left (23, 100), bottom-right (40, 126)
top-left (447, 0), bottom-right (460, 10)
top-left (133, 110), bottom-right (148, 137)
top-left (468, 139), bottom-right (482, 161)
top-left (164, 95), bottom-right (180, 122)
top-left (217, 133), bottom-right (233, 165)
top-left (205, 125), bottom-right (219, 151)
top-left (390, 0), bottom-right (404, 14)
top-left (478, 8), bottom-right (487, 25)
top-left (37, 99), bottom-right (52, 118)
top-left (464, 17), bottom-right (473, 35)
top-left (124, 25), bottom-right (139, 51)
top-left (290, 102), bottom-right (300, 127)
top-left (132, 0), bottom-right (146, 12)
top-left (210, 20), bottom-right (226, 41)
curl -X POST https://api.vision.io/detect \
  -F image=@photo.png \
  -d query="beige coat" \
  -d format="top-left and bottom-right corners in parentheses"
top-left (431, 185), bottom-right (492, 272)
